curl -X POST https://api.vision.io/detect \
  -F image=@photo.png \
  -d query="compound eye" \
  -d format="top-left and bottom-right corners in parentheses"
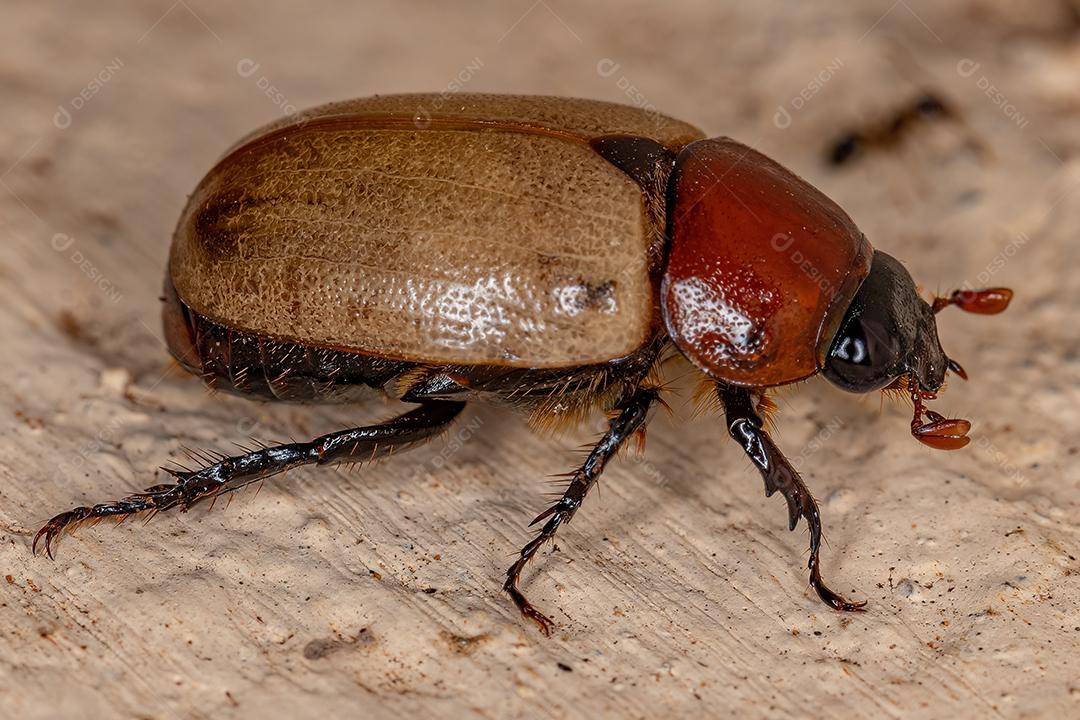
top-left (831, 332), bottom-right (869, 366)
top-left (823, 312), bottom-right (901, 393)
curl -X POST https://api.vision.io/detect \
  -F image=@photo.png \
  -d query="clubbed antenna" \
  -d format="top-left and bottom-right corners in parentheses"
top-left (933, 287), bottom-right (1013, 315)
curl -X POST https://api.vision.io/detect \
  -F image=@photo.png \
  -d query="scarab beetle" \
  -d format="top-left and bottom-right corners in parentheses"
top-left (36, 94), bottom-right (1012, 634)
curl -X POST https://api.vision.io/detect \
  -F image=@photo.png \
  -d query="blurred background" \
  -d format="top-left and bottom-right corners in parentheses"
top-left (1, 2), bottom-right (1077, 718)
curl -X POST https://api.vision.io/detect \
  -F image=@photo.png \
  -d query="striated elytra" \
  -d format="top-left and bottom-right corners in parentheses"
top-left (38, 94), bottom-right (1013, 635)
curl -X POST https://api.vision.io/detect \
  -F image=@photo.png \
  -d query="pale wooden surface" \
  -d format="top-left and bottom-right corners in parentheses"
top-left (1, 2), bottom-right (1078, 718)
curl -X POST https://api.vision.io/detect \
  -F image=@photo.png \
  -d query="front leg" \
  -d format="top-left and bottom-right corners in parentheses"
top-left (504, 386), bottom-right (659, 635)
top-left (718, 385), bottom-right (865, 612)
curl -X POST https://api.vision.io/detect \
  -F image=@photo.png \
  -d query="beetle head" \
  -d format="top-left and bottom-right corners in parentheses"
top-left (822, 251), bottom-right (947, 394)
top-left (822, 250), bottom-right (1012, 450)
top-left (822, 250), bottom-right (1012, 395)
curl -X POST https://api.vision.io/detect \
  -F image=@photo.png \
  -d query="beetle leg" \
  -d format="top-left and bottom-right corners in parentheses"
top-left (718, 385), bottom-right (866, 612)
top-left (504, 386), bottom-right (659, 636)
top-left (34, 401), bottom-right (466, 558)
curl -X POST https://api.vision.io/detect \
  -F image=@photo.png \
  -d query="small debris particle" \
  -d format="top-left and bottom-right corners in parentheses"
top-left (439, 631), bottom-right (490, 655)
top-left (14, 411), bottom-right (44, 430)
top-left (57, 310), bottom-right (82, 340)
top-left (99, 367), bottom-right (132, 396)
top-left (303, 628), bottom-right (373, 660)
top-left (304, 638), bottom-right (344, 660)
top-left (557, 662), bottom-right (573, 672)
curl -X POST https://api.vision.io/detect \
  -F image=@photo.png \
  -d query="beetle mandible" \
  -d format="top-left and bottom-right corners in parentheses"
top-left (36, 94), bottom-right (1012, 635)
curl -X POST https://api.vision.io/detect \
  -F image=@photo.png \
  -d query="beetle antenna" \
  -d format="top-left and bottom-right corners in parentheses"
top-left (907, 376), bottom-right (971, 450)
top-left (932, 287), bottom-right (1013, 314)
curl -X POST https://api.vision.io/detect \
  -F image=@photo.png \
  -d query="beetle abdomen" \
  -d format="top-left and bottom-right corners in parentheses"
top-left (170, 95), bottom-right (704, 369)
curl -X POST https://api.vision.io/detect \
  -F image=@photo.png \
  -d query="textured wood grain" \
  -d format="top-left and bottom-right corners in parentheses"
top-left (1, 2), bottom-right (1077, 719)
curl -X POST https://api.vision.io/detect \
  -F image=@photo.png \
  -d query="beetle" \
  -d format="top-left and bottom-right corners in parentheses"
top-left (35, 94), bottom-right (1012, 635)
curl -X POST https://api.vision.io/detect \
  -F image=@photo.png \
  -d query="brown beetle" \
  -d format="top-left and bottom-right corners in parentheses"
top-left (36, 94), bottom-right (1012, 634)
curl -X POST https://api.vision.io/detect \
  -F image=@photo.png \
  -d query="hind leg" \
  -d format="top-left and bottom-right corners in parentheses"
top-left (35, 401), bottom-right (466, 557)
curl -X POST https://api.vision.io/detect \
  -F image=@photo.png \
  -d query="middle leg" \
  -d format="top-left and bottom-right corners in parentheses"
top-left (505, 386), bottom-right (659, 635)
